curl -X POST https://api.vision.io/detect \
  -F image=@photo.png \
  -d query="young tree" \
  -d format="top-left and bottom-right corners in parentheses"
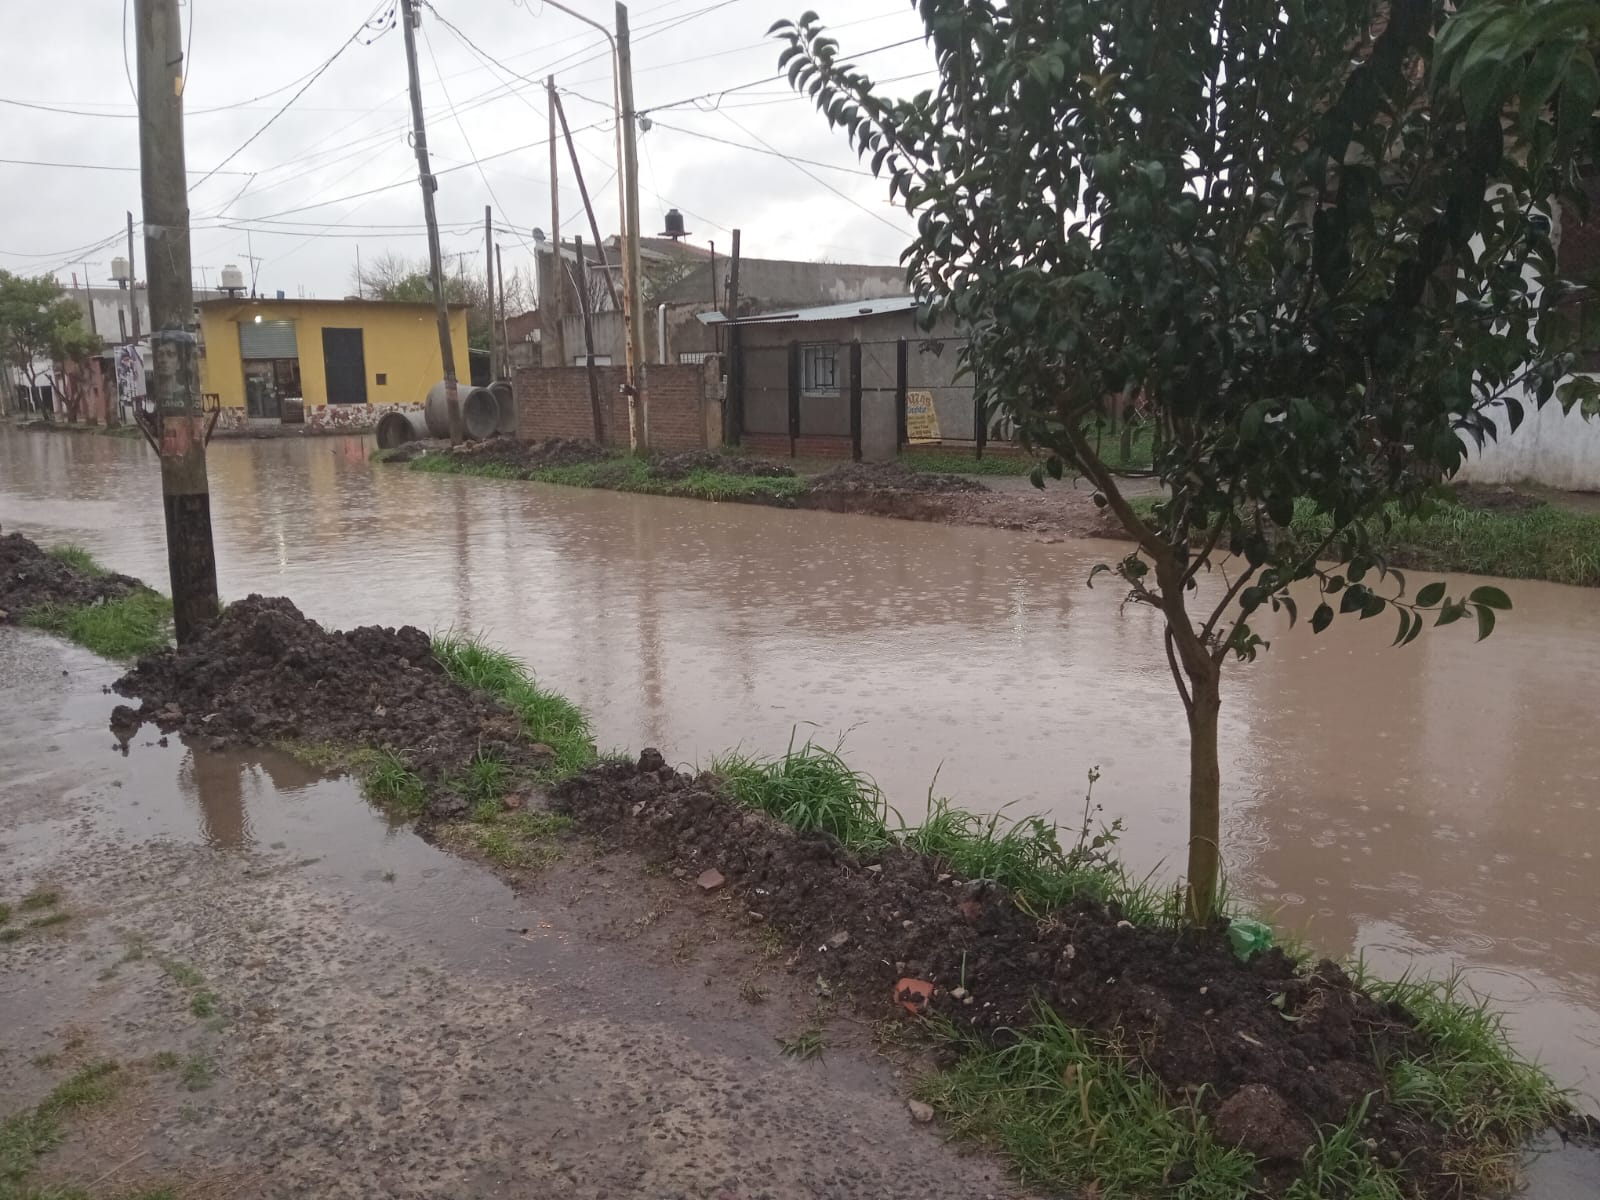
top-left (775, 0), bottom-right (1600, 922)
top-left (0, 270), bottom-right (99, 417)
top-left (352, 252), bottom-right (503, 352)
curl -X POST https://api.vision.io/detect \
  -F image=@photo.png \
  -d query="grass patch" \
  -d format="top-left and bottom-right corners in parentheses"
top-left (919, 1008), bottom-right (1257, 1199)
top-left (432, 631), bottom-right (594, 778)
top-left (903, 450), bottom-right (1038, 476)
top-left (150, 1051), bottom-right (180, 1072)
top-left (456, 809), bottom-right (574, 869)
top-left (188, 991), bottom-right (218, 1019)
top-left (44, 545), bottom-right (102, 576)
top-left (179, 1055), bottom-right (214, 1093)
top-left (350, 748), bottom-right (429, 817)
top-left (18, 891), bottom-right (59, 913)
top-left (410, 451), bottom-right (809, 503)
top-left (158, 959), bottom-right (205, 991)
top-left (0, 1061), bottom-right (121, 1191)
top-left (712, 733), bottom-right (897, 852)
top-left (777, 1026), bottom-right (826, 1061)
top-left (22, 589), bottom-right (172, 660)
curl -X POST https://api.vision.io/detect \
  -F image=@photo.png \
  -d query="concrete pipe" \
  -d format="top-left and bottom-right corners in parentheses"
top-left (491, 380), bottom-right (516, 434)
top-left (424, 381), bottom-right (500, 441)
top-left (374, 409), bottom-right (429, 450)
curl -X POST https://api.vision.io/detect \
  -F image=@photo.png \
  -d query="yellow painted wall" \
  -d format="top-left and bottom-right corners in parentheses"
top-left (198, 300), bottom-right (470, 409)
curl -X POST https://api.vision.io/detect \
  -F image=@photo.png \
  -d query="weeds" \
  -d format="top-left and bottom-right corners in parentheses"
top-left (1284, 1097), bottom-right (1404, 1200)
top-left (411, 452), bottom-right (808, 503)
top-left (777, 1026), bottom-right (826, 1061)
top-left (158, 959), bottom-right (205, 990)
top-left (150, 1051), bottom-right (180, 1072)
top-left (432, 631), bottom-right (594, 777)
top-left (180, 1055), bottom-right (215, 1092)
top-left (456, 810), bottom-right (574, 869)
top-left (462, 751), bottom-right (512, 806)
top-left (19, 890), bottom-right (59, 913)
top-left (44, 544), bottom-right (102, 575)
top-left (189, 991), bottom-right (218, 1019)
top-left (712, 732), bottom-right (897, 851)
top-left (23, 589), bottom-right (173, 660)
top-left (0, 903), bottom-right (10, 926)
top-left (352, 748), bottom-right (428, 817)
top-left (0, 1060), bottom-right (121, 1189)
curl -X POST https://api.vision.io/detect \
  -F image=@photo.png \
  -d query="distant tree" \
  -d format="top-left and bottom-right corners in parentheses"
top-left (641, 247), bottom-right (699, 306)
top-left (777, 0), bottom-right (1600, 922)
top-left (351, 252), bottom-right (513, 353)
top-left (0, 270), bottom-right (99, 417)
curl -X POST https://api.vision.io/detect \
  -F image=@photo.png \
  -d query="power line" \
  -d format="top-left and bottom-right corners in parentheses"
top-left (0, 156), bottom-right (251, 175)
top-left (643, 121), bottom-right (875, 176)
top-left (643, 36), bottom-right (924, 114)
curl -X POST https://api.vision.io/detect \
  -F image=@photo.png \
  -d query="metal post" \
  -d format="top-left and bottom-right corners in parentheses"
top-left (974, 393), bottom-right (987, 459)
top-left (574, 236), bottom-right (604, 444)
top-left (546, 76), bottom-right (567, 370)
top-left (725, 323), bottom-right (742, 446)
top-left (495, 243), bottom-right (509, 381)
top-left (134, 0), bottom-right (219, 644)
top-left (787, 341), bottom-right (800, 458)
top-left (552, 89), bottom-right (620, 314)
top-left (399, 0), bottom-right (463, 443)
top-left (895, 337), bottom-right (908, 449)
top-left (484, 204), bottom-right (497, 380)
top-left (617, 2), bottom-right (648, 449)
top-left (849, 338), bottom-right (862, 462)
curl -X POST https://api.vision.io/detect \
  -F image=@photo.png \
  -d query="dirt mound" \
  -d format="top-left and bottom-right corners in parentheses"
top-left (551, 753), bottom-right (1458, 1193)
top-left (110, 595), bottom-right (546, 808)
top-left (649, 450), bottom-right (795, 481)
top-left (808, 461), bottom-right (989, 494)
top-left (0, 530), bottom-right (141, 620)
top-left (1452, 483), bottom-right (1546, 514)
top-left (448, 436), bottom-right (612, 471)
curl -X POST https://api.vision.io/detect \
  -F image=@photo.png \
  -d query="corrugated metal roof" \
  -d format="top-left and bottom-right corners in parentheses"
top-left (697, 295), bottom-right (918, 327)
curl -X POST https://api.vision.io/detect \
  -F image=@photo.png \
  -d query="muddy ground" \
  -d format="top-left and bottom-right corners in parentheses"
top-left (2, 630), bottom-right (1024, 1200)
top-left (0, 528), bottom-right (142, 620)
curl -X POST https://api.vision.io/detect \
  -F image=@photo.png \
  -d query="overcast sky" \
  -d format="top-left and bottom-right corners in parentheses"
top-left (2, 0), bottom-right (935, 303)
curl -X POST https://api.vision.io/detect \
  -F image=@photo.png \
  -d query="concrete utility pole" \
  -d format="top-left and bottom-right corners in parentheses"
top-left (546, 76), bottom-right (567, 369)
top-left (484, 205), bottom-right (497, 380)
top-left (574, 234), bottom-right (604, 443)
top-left (126, 211), bottom-right (142, 342)
top-left (133, 0), bottom-right (219, 644)
top-left (495, 243), bottom-right (509, 379)
top-left (399, 0), bottom-right (463, 443)
top-left (617, 2), bottom-right (647, 449)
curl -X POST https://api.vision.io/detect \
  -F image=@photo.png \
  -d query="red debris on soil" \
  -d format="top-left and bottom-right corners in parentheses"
top-left (0, 529), bottom-right (141, 621)
top-left (550, 752), bottom-right (1475, 1196)
top-left (649, 449), bottom-right (795, 480)
top-left (108, 595), bottom-right (548, 812)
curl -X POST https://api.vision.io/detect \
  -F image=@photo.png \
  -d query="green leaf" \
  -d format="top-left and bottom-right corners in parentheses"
top-left (1469, 585), bottom-right (1512, 610)
top-left (1392, 608), bottom-right (1411, 647)
top-left (1279, 595), bottom-right (1298, 628)
top-left (1360, 591), bottom-right (1386, 619)
top-left (1436, 602), bottom-right (1466, 628)
top-left (1415, 581), bottom-right (1447, 607)
top-left (1475, 603), bottom-right (1497, 641)
top-left (1311, 603), bottom-right (1334, 634)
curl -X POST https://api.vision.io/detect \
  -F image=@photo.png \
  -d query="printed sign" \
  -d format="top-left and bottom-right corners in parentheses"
top-left (115, 344), bottom-right (147, 421)
top-left (905, 389), bottom-right (942, 443)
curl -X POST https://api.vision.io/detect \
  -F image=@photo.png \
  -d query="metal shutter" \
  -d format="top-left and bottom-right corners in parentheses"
top-left (238, 319), bottom-right (298, 359)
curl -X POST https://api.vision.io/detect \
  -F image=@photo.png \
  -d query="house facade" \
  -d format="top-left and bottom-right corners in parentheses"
top-left (197, 297), bottom-right (469, 432)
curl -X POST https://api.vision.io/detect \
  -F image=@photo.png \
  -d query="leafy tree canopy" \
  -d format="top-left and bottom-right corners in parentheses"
top-left (776, 0), bottom-right (1600, 920)
top-left (0, 270), bottom-right (100, 392)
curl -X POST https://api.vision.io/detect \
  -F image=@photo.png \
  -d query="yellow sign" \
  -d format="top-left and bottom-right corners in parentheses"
top-left (905, 389), bottom-right (942, 443)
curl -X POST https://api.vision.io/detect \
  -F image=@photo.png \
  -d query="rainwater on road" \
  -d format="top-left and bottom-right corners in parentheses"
top-left (4, 428), bottom-right (1598, 1107)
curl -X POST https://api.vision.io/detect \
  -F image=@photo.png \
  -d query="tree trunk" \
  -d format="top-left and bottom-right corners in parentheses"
top-left (159, 426), bottom-right (220, 646)
top-left (1185, 669), bottom-right (1223, 924)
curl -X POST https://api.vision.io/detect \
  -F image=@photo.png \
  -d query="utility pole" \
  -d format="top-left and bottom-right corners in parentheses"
top-left (574, 235), bottom-right (604, 443)
top-left (546, 76), bottom-right (567, 369)
top-left (133, 0), bottom-right (219, 644)
top-left (399, 0), bottom-right (463, 443)
top-left (617, 3), bottom-right (647, 448)
top-left (81, 262), bottom-right (98, 338)
top-left (126, 211), bottom-right (142, 342)
top-left (552, 89), bottom-right (620, 313)
top-left (726, 228), bottom-right (742, 321)
top-left (495, 243), bottom-right (509, 380)
top-left (484, 205), bottom-right (497, 380)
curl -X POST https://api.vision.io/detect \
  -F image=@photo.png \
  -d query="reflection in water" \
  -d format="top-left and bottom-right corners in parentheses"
top-left (2, 428), bottom-right (1597, 1095)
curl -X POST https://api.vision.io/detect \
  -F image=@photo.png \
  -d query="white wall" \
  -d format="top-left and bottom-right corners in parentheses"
top-left (1457, 386), bottom-right (1600, 491)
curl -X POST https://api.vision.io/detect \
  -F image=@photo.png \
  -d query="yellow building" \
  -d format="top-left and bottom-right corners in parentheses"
top-left (197, 298), bottom-right (470, 420)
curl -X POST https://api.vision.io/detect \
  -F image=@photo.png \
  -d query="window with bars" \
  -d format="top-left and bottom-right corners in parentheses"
top-left (800, 343), bottom-right (839, 394)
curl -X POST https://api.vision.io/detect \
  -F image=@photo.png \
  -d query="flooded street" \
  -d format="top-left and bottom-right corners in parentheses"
top-left (3, 427), bottom-right (1599, 1107)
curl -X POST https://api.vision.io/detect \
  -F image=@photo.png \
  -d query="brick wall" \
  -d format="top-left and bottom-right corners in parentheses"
top-left (513, 361), bottom-right (715, 451)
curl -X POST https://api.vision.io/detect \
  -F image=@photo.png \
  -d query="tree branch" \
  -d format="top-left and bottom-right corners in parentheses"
top-left (1165, 625), bottom-right (1194, 716)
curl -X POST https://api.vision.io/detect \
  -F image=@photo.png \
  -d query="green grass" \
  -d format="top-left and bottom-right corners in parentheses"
top-left (903, 450), bottom-right (1038, 476)
top-left (157, 959), bottom-right (205, 991)
top-left (351, 749), bottom-right (429, 817)
top-left (918, 1007), bottom-right (1257, 1199)
top-left (410, 451), bottom-right (809, 503)
top-left (777, 1026), bottom-right (826, 1061)
top-left (432, 631), bottom-right (595, 778)
top-left (456, 808), bottom-right (574, 868)
top-left (22, 590), bottom-right (172, 660)
top-left (18, 891), bottom-right (59, 913)
top-left (0, 1061), bottom-right (121, 1192)
top-left (179, 1055), bottom-right (214, 1093)
top-left (188, 991), bottom-right (217, 1019)
top-left (43, 545), bottom-right (101, 576)
top-left (712, 733), bottom-right (898, 851)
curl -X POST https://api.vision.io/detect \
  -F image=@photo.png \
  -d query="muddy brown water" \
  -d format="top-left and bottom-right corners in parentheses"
top-left (3, 428), bottom-right (1599, 1118)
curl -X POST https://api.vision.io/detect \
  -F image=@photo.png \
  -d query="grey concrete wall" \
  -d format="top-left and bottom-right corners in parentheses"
top-left (862, 392), bottom-right (897, 460)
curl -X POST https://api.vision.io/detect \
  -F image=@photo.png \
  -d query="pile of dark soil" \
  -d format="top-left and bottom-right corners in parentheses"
top-left (109, 595), bottom-right (547, 809)
top-left (0, 529), bottom-right (140, 621)
top-left (551, 753), bottom-right (1465, 1194)
top-left (649, 449), bottom-right (795, 480)
top-left (448, 436), bottom-right (612, 471)
top-left (808, 461), bottom-right (989, 494)
top-left (1451, 483), bottom-right (1546, 514)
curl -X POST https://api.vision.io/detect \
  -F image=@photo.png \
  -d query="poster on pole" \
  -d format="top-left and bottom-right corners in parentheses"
top-left (115, 344), bottom-right (147, 422)
top-left (905, 388), bottom-right (942, 443)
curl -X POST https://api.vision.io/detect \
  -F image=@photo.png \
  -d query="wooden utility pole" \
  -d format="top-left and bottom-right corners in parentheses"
top-left (399, 0), bottom-right (463, 443)
top-left (617, 2), bottom-right (647, 449)
top-left (133, 0), bottom-right (219, 644)
top-left (484, 204), bottom-right (497, 380)
top-left (574, 236), bottom-right (604, 443)
top-left (126, 211), bottom-right (141, 342)
top-left (495, 243), bottom-right (509, 380)
top-left (726, 228), bottom-right (741, 321)
top-left (551, 90), bottom-right (620, 313)
top-left (724, 228), bottom-right (741, 446)
top-left (545, 76), bottom-right (567, 370)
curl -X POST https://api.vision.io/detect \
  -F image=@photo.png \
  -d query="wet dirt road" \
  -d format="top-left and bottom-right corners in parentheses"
top-left (3, 428), bottom-right (1598, 1113)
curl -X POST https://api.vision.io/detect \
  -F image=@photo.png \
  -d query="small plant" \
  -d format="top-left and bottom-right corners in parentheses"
top-left (462, 751), bottom-right (512, 807)
top-left (357, 749), bottom-right (428, 817)
top-left (457, 810), bottom-right (574, 869)
top-left (713, 732), bottom-right (896, 851)
top-left (189, 991), bottom-right (218, 1019)
top-left (180, 1055), bottom-right (215, 1092)
top-left (45, 543), bottom-right (102, 575)
top-left (777, 1026), bottom-right (826, 1061)
top-left (159, 958), bottom-right (205, 990)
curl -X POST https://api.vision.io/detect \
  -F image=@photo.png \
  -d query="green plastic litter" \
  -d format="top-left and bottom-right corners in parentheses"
top-left (1227, 918), bottom-right (1274, 961)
